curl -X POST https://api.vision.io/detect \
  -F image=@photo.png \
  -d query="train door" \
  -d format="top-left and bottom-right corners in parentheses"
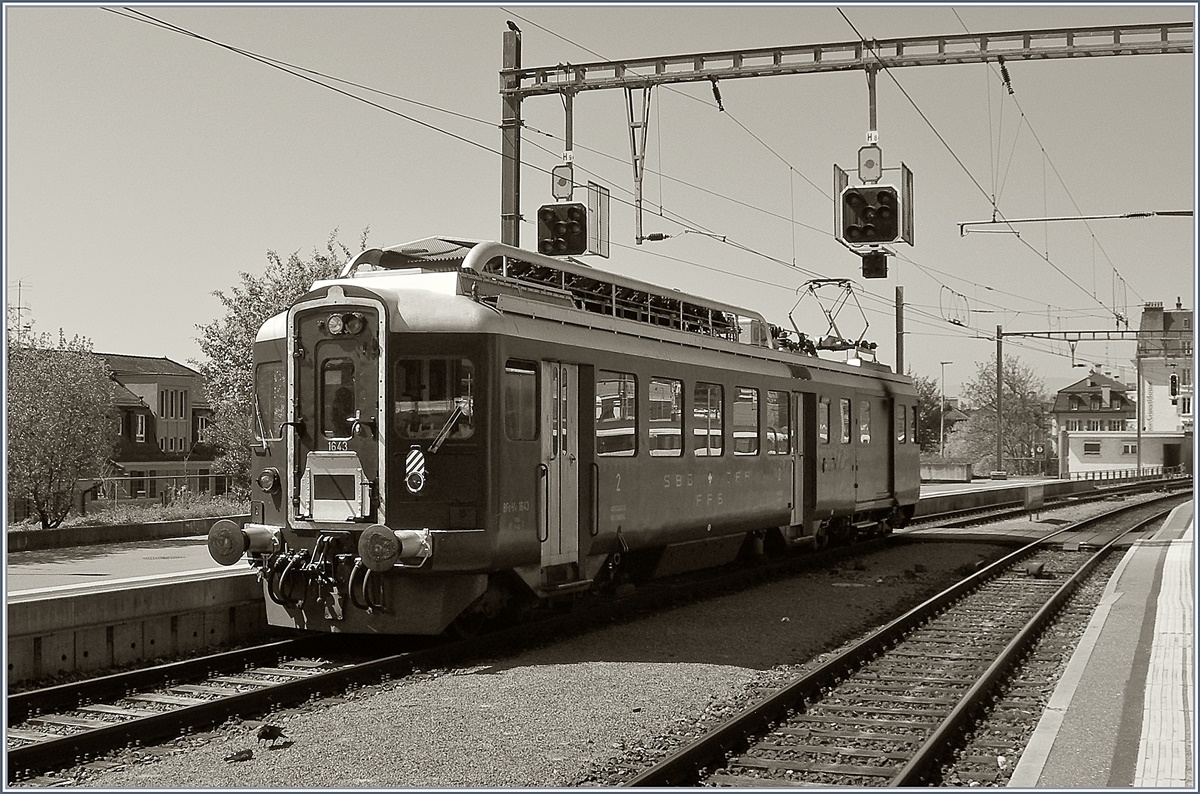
top-left (855, 394), bottom-right (892, 502)
top-left (789, 391), bottom-right (804, 526)
top-left (290, 297), bottom-right (382, 525)
top-left (539, 361), bottom-right (581, 572)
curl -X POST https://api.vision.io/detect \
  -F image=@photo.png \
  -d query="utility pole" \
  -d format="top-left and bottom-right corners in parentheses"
top-left (499, 27), bottom-right (522, 247)
top-left (940, 360), bottom-right (952, 456)
top-left (996, 326), bottom-right (1004, 475)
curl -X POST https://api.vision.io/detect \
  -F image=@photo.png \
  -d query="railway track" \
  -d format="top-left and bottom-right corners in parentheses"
top-left (5, 634), bottom-right (460, 784)
top-left (7, 487), bottom-right (1184, 784)
top-left (623, 492), bottom-right (1187, 787)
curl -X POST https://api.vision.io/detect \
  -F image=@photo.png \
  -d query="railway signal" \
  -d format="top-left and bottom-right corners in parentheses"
top-left (841, 185), bottom-right (900, 245)
top-left (537, 202), bottom-right (588, 256)
top-left (860, 251), bottom-right (888, 279)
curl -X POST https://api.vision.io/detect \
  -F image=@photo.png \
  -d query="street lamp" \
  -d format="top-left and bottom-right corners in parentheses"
top-left (940, 361), bottom-right (953, 456)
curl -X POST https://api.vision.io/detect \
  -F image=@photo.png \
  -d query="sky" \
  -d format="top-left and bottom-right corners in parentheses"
top-left (4, 2), bottom-right (1196, 400)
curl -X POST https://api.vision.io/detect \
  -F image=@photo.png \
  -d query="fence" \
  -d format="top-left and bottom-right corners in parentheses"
top-left (90, 473), bottom-right (232, 505)
top-left (1066, 465), bottom-right (1177, 482)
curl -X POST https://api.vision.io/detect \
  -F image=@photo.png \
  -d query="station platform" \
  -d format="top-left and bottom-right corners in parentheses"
top-left (1008, 499), bottom-right (1194, 788)
top-left (0, 477), bottom-right (1073, 594)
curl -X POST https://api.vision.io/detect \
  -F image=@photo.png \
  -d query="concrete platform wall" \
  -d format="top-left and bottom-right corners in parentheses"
top-left (6, 570), bottom-right (269, 684)
top-left (913, 479), bottom-right (1095, 517)
top-left (6, 514), bottom-right (250, 552)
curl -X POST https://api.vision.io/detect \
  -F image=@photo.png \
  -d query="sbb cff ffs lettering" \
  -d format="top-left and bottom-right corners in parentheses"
top-left (537, 202), bottom-right (588, 256)
top-left (841, 186), bottom-right (899, 245)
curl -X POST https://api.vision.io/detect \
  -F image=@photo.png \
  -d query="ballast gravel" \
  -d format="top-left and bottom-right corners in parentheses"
top-left (65, 541), bottom-right (1008, 788)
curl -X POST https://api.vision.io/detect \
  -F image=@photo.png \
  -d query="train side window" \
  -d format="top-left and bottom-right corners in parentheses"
top-left (254, 361), bottom-right (286, 441)
top-left (733, 387), bottom-right (759, 455)
top-left (504, 359), bottom-right (538, 441)
top-left (597, 371), bottom-right (637, 456)
top-left (910, 406), bottom-right (918, 443)
top-left (818, 396), bottom-right (830, 444)
top-left (394, 357), bottom-right (476, 440)
top-left (896, 403), bottom-right (907, 444)
top-left (649, 377), bottom-right (683, 457)
top-left (839, 398), bottom-right (852, 444)
top-left (859, 400), bottom-right (871, 444)
top-left (766, 390), bottom-right (789, 454)
top-left (694, 382), bottom-right (724, 456)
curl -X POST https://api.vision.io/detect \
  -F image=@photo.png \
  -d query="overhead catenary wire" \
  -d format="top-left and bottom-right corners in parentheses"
top-left (110, 4), bottom-right (1097, 332)
top-left (838, 8), bottom-right (1141, 325)
top-left (106, 6), bottom-right (1154, 369)
top-left (951, 8), bottom-right (1149, 306)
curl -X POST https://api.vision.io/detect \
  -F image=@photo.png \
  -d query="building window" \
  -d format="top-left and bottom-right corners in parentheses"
top-left (1182, 397), bottom-right (1193, 415)
top-left (1067, 419), bottom-right (1083, 432)
top-left (1090, 399), bottom-right (1101, 411)
top-left (136, 414), bottom-right (146, 442)
top-left (649, 378), bottom-right (683, 457)
top-left (1083, 441), bottom-right (1101, 457)
top-left (1086, 419), bottom-right (1102, 431)
top-left (1122, 442), bottom-right (1138, 455)
top-left (596, 371), bottom-right (637, 457)
top-left (159, 391), bottom-right (166, 418)
top-left (1070, 398), bottom-right (1079, 411)
top-left (733, 387), bottom-right (759, 455)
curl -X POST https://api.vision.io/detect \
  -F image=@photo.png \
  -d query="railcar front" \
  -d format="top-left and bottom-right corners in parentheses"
top-left (208, 271), bottom-right (514, 635)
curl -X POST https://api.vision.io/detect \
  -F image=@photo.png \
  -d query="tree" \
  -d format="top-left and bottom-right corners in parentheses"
top-left (7, 329), bottom-right (117, 527)
top-left (908, 370), bottom-right (942, 453)
top-left (194, 229), bottom-right (368, 492)
top-left (943, 353), bottom-right (1048, 474)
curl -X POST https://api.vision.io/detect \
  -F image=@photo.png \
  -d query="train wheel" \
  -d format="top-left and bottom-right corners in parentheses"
top-left (448, 608), bottom-right (488, 640)
top-left (811, 524), bottom-right (829, 552)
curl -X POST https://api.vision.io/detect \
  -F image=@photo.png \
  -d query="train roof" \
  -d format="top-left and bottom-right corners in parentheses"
top-left (272, 236), bottom-right (908, 386)
top-left (340, 237), bottom-right (766, 340)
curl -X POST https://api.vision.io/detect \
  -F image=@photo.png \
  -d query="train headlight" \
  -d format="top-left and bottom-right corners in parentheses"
top-left (326, 312), bottom-right (365, 335)
top-left (257, 467), bottom-right (281, 493)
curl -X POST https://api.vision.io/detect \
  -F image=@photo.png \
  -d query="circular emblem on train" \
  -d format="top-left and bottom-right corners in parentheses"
top-left (405, 445), bottom-right (427, 494)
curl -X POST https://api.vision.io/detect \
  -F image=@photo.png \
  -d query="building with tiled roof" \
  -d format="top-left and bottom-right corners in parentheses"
top-left (95, 353), bottom-right (222, 500)
top-left (1052, 372), bottom-right (1135, 433)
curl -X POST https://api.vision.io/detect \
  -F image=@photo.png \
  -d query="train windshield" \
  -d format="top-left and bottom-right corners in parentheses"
top-left (394, 357), bottom-right (476, 441)
top-left (253, 362), bottom-right (286, 441)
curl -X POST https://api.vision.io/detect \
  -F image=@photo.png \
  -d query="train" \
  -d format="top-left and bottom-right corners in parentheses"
top-left (207, 236), bottom-right (921, 635)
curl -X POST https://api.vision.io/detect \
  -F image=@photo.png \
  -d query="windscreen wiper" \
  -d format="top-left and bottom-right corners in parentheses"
top-left (428, 405), bottom-right (464, 454)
